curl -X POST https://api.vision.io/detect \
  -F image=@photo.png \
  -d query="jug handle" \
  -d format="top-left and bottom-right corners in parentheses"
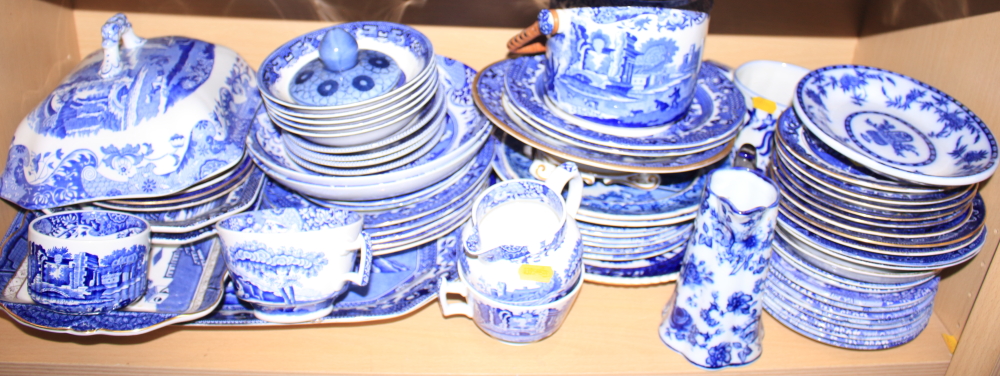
top-left (99, 13), bottom-right (146, 78)
top-left (341, 232), bottom-right (373, 287)
top-left (507, 21), bottom-right (546, 54)
top-left (438, 277), bottom-right (474, 318)
top-left (544, 162), bottom-right (583, 217)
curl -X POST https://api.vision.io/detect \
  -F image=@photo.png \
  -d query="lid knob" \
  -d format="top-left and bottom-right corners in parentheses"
top-left (319, 28), bottom-right (358, 72)
top-left (99, 13), bottom-right (146, 78)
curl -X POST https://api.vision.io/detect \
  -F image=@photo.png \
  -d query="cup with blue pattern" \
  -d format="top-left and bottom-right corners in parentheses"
top-left (537, 6), bottom-right (709, 135)
top-left (438, 268), bottom-right (584, 344)
top-left (216, 207), bottom-right (372, 323)
top-left (460, 162), bottom-right (584, 307)
top-left (27, 210), bottom-right (151, 315)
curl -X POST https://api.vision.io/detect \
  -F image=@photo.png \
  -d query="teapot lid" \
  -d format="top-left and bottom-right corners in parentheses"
top-left (289, 29), bottom-right (403, 106)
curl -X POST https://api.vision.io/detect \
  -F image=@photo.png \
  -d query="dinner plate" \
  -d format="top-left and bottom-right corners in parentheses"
top-left (474, 58), bottom-right (732, 173)
top-left (777, 214), bottom-right (986, 270)
top-left (776, 227), bottom-right (938, 284)
top-left (775, 108), bottom-right (942, 193)
top-left (777, 194), bottom-right (984, 252)
top-left (504, 54), bottom-right (743, 152)
top-left (251, 56), bottom-right (490, 189)
top-left (583, 249), bottom-right (684, 286)
top-left (771, 236), bottom-right (935, 293)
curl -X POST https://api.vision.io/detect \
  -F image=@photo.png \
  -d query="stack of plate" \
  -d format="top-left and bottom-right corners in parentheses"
top-left (764, 65), bottom-right (997, 349)
top-left (477, 54), bottom-right (747, 286)
top-left (92, 155), bottom-right (265, 247)
top-left (249, 23), bottom-right (493, 255)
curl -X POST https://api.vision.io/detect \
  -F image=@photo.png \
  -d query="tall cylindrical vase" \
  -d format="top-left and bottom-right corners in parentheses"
top-left (659, 167), bottom-right (779, 369)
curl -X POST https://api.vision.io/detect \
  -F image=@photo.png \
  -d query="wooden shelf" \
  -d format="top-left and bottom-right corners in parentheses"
top-left (0, 283), bottom-right (952, 375)
top-left (5, 5), bottom-right (1000, 375)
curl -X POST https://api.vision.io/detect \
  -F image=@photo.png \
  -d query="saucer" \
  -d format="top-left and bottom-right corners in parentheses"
top-left (771, 236), bottom-right (936, 293)
top-left (494, 135), bottom-right (707, 222)
top-left (794, 65), bottom-right (998, 186)
top-left (475, 58), bottom-right (732, 173)
top-left (776, 227), bottom-right (939, 284)
top-left (0, 211), bottom-right (227, 335)
top-left (189, 226), bottom-right (461, 326)
top-left (130, 167), bottom-right (265, 234)
top-left (504, 54), bottom-right (743, 152)
top-left (777, 214), bottom-right (986, 270)
top-left (776, 108), bottom-right (943, 194)
top-left (583, 249), bottom-right (684, 286)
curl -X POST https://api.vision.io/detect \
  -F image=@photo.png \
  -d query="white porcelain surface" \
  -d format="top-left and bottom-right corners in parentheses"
top-left (730, 60), bottom-right (809, 170)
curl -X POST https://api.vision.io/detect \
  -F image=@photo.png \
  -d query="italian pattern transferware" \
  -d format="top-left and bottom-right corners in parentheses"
top-left (793, 65), bottom-right (998, 186)
top-left (505, 54), bottom-right (742, 153)
top-left (27, 211), bottom-right (150, 315)
top-left (216, 208), bottom-right (373, 323)
top-left (0, 14), bottom-right (260, 210)
top-left (474, 58), bottom-right (738, 173)
top-left (191, 224), bottom-right (462, 325)
top-left (539, 7), bottom-right (709, 130)
top-left (493, 135), bottom-right (699, 285)
top-left (660, 168), bottom-right (779, 369)
top-left (0, 211), bottom-right (228, 335)
top-left (494, 135), bottom-right (707, 223)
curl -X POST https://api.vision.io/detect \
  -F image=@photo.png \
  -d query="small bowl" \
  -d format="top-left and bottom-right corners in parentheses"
top-left (793, 65), bottom-right (998, 186)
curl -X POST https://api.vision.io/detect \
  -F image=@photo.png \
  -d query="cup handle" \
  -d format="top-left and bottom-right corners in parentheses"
top-left (342, 232), bottom-right (372, 287)
top-left (438, 277), bottom-right (473, 318)
top-left (543, 162), bottom-right (583, 217)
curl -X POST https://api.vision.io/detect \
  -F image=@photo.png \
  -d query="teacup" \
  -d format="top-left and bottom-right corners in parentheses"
top-left (538, 7), bottom-right (709, 132)
top-left (438, 270), bottom-right (584, 344)
top-left (461, 162), bottom-right (583, 305)
top-left (729, 60), bottom-right (809, 170)
top-left (216, 207), bottom-right (372, 323)
top-left (27, 210), bottom-right (151, 315)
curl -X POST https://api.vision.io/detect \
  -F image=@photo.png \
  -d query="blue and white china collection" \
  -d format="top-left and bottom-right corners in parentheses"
top-left (0, 4), bottom-right (997, 370)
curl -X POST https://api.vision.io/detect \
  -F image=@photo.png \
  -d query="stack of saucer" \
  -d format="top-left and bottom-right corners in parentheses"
top-left (92, 155), bottom-right (265, 247)
top-left (764, 65), bottom-right (997, 349)
top-left (477, 56), bottom-right (745, 286)
top-left (248, 22), bottom-right (493, 254)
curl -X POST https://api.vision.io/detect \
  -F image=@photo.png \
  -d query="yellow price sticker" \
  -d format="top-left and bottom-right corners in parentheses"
top-left (752, 96), bottom-right (778, 114)
top-left (519, 264), bottom-right (554, 283)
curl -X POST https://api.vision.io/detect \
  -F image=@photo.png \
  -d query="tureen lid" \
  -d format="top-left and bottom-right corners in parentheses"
top-left (0, 14), bottom-right (261, 210)
top-left (289, 29), bottom-right (403, 106)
